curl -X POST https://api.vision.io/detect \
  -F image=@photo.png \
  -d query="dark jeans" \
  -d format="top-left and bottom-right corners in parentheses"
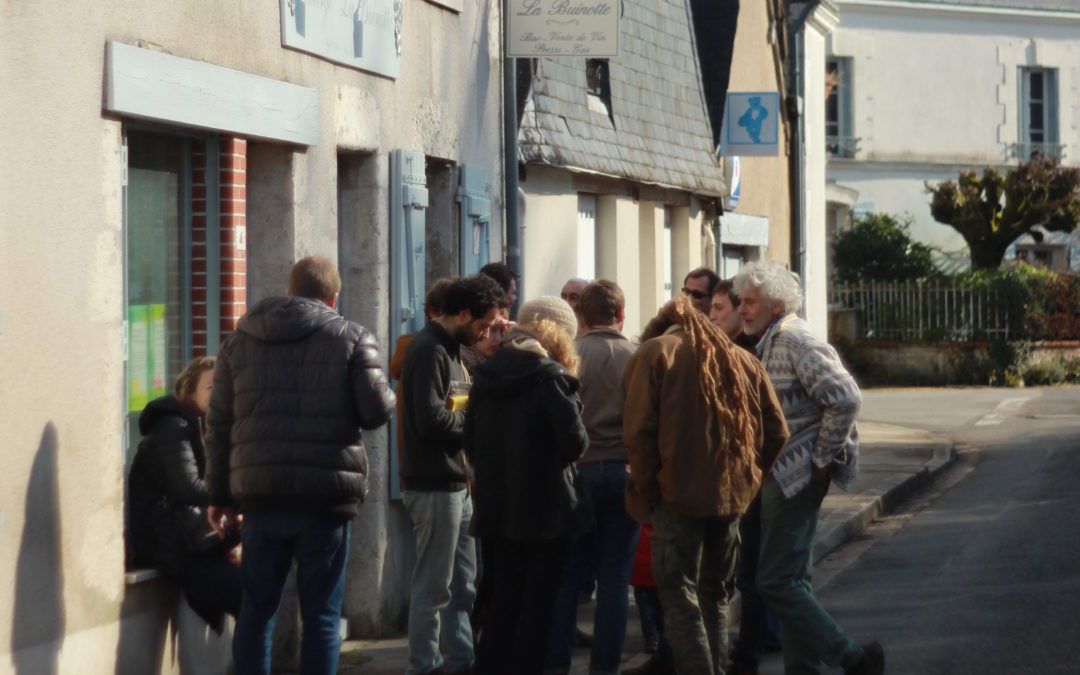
top-left (476, 536), bottom-right (566, 675)
top-left (730, 495), bottom-right (782, 671)
top-left (651, 502), bottom-right (739, 675)
top-left (233, 510), bottom-right (350, 675)
top-left (547, 461), bottom-right (641, 675)
top-left (633, 586), bottom-right (673, 662)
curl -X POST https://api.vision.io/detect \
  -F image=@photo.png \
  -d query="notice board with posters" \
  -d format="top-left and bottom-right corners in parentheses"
top-left (506, 0), bottom-right (619, 57)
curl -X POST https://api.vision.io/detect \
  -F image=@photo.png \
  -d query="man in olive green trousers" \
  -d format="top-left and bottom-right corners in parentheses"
top-left (734, 261), bottom-right (885, 675)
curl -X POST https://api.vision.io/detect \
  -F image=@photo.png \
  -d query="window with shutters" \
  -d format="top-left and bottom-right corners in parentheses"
top-left (1015, 67), bottom-right (1061, 160)
top-left (826, 58), bottom-right (858, 158)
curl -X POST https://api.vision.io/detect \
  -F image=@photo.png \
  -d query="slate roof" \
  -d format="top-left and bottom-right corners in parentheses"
top-left (517, 0), bottom-right (726, 196)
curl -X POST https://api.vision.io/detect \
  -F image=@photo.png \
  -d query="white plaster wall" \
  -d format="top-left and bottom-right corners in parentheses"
top-left (832, 2), bottom-right (1080, 165)
top-left (596, 195), bottom-right (644, 336)
top-left (828, 164), bottom-right (970, 255)
top-left (521, 166), bottom-right (714, 338)
top-left (520, 166), bottom-right (581, 300)
top-left (0, 0), bottom-right (504, 667)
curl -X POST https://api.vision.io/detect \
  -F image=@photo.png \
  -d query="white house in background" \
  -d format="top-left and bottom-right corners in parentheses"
top-left (825, 0), bottom-right (1080, 270)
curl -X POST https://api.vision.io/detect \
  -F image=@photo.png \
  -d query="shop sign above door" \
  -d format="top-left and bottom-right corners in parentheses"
top-left (279, 0), bottom-right (402, 79)
top-left (506, 0), bottom-right (619, 57)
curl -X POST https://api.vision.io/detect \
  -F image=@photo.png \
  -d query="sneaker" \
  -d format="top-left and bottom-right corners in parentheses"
top-left (845, 642), bottom-right (885, 675)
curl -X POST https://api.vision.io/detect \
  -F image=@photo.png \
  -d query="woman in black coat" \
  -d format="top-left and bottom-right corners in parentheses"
top-left (128, 356), bottom-right (241, 633)
top-left (464, 297), bottom-right (589, 675)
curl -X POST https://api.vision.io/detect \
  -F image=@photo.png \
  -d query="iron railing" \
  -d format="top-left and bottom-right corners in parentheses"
top-left (826, 135), bottom-right (861, 159)
top-left (830, 279), bottom-right (1010, 342)
top-left (1007, 142), bottom-right (1065, 161)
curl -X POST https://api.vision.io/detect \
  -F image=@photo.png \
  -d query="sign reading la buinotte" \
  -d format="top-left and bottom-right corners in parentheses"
top-left (507, 0), bottom-right (619, 58)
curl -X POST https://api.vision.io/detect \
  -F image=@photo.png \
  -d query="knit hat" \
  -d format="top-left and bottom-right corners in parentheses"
top-left (517, 296), bottom-right (578, 339)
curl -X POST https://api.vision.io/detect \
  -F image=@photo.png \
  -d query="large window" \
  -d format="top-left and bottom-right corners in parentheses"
top-left (1018, 67), bottom-right (1060, 160)
top-left (123, 129), bottom-right (221, 467)
top-left (826, 58), bottom-right (858, 158)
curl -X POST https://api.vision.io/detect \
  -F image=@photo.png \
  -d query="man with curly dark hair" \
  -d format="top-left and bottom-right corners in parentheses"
top-left (399, 274), bottom-right (506, 675)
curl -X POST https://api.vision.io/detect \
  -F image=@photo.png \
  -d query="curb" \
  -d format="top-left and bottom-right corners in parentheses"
top-left (813, 440), bottom-right (957, 564)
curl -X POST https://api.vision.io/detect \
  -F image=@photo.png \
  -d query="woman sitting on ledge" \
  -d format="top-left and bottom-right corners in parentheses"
top-left (128, 356), bottom-right (241, 633)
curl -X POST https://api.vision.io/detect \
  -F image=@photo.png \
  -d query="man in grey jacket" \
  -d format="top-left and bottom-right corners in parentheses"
top-left (546, 280), bottom-right (641, 675)
top-left (206, 255), bottom-right (395, 675)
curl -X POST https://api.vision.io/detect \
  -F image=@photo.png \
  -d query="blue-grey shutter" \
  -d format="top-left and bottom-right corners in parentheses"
top-left (1048, 69), bottom-right (1059, 145)
top-left (457, 164), bottom-right (491, 276)
top-left (390, 149), bottom-right (428, 342)
top-left (388, 149), bottom-right (427, 500)
top-left (840, 58), bottom-right (854, 139)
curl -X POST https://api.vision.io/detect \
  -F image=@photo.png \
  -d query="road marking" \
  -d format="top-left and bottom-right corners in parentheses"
top-left (975, 397), bottom-right (1034, 426)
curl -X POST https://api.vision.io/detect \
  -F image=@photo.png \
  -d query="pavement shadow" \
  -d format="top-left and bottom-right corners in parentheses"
top-left (11, 422), bottom-right (66, 674)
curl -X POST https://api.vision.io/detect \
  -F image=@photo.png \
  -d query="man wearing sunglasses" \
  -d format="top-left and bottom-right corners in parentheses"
top-left (681, 267), bottom-right (720, 314)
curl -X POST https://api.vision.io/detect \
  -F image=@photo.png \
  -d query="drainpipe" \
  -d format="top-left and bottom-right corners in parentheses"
top-left (503, 52), bottom-right (522, 318)
top-left (790, 2), bottom-right (819, 307)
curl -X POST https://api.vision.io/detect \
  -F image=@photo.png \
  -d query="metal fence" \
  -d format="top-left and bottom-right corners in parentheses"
top-left (829, 280), bottom-right (1010, 342)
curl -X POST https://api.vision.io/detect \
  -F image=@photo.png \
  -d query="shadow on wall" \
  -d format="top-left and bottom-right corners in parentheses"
top-left (12, 423), bottom-right (66, 674)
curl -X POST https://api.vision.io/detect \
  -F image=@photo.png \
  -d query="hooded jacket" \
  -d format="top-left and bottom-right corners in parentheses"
top-left (464, 342), bottom-right (588, 541)
top-left (128, 395), bottom-right (219, 577)
top-left (205, 296), bottom-right (395, 516)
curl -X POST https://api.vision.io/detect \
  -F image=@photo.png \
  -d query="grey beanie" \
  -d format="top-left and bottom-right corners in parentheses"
top-left (518, 295), bottom-right (578, 339)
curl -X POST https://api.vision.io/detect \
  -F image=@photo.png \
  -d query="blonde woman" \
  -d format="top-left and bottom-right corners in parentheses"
top-left (464, 296), bottom-right (588, 675)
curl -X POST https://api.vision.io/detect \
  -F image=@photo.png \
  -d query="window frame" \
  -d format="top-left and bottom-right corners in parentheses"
top-left (1019, 66), bottom-right (1060, 159)
top-left (122, 123), bottom-right (221, 469)
top-left (826, 57), bottom-right (856, 158)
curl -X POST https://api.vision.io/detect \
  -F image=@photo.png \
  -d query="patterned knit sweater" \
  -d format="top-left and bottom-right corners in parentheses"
top-left (757, 315), bottom-right (861, 498)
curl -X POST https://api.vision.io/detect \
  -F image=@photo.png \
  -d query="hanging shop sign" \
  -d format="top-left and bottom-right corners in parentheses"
top-left (279, 0), bottom-right (402, 79)
top-left (720, 92), bottom-right (780, 158)
top-left (506, 0), bottom-right (619, 57)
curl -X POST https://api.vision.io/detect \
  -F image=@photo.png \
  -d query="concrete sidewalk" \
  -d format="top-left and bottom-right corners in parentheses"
top-left (335, 421), bottom-right (955, 675)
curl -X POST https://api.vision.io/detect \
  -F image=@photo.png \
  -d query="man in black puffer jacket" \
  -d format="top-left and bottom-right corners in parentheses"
top-left (205, 255), bottom-right (395, 675)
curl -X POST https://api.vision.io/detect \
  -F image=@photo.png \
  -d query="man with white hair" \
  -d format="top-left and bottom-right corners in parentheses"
top-left (561, 277), bottom-right (589, 337)
top-left (732, 261), bottom-right (884, 675)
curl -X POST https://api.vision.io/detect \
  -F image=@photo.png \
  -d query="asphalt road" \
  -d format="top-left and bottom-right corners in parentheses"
top-left (760, 386), bottom-right (1080, 674)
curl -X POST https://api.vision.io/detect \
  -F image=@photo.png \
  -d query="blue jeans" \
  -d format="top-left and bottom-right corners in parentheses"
top-left (403, 489), bottom-right (477, 675)
top-left (547, 461), bottom-right (641, 675)
top-left (233, 510), bottom-right (350, 675)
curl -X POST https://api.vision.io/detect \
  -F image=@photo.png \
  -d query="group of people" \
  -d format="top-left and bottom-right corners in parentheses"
top-left (127, 254), bottom-right (885, 675)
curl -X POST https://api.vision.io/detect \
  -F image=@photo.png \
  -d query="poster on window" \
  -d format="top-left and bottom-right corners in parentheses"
top-left (127, 304), bottom-right (168, 412)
